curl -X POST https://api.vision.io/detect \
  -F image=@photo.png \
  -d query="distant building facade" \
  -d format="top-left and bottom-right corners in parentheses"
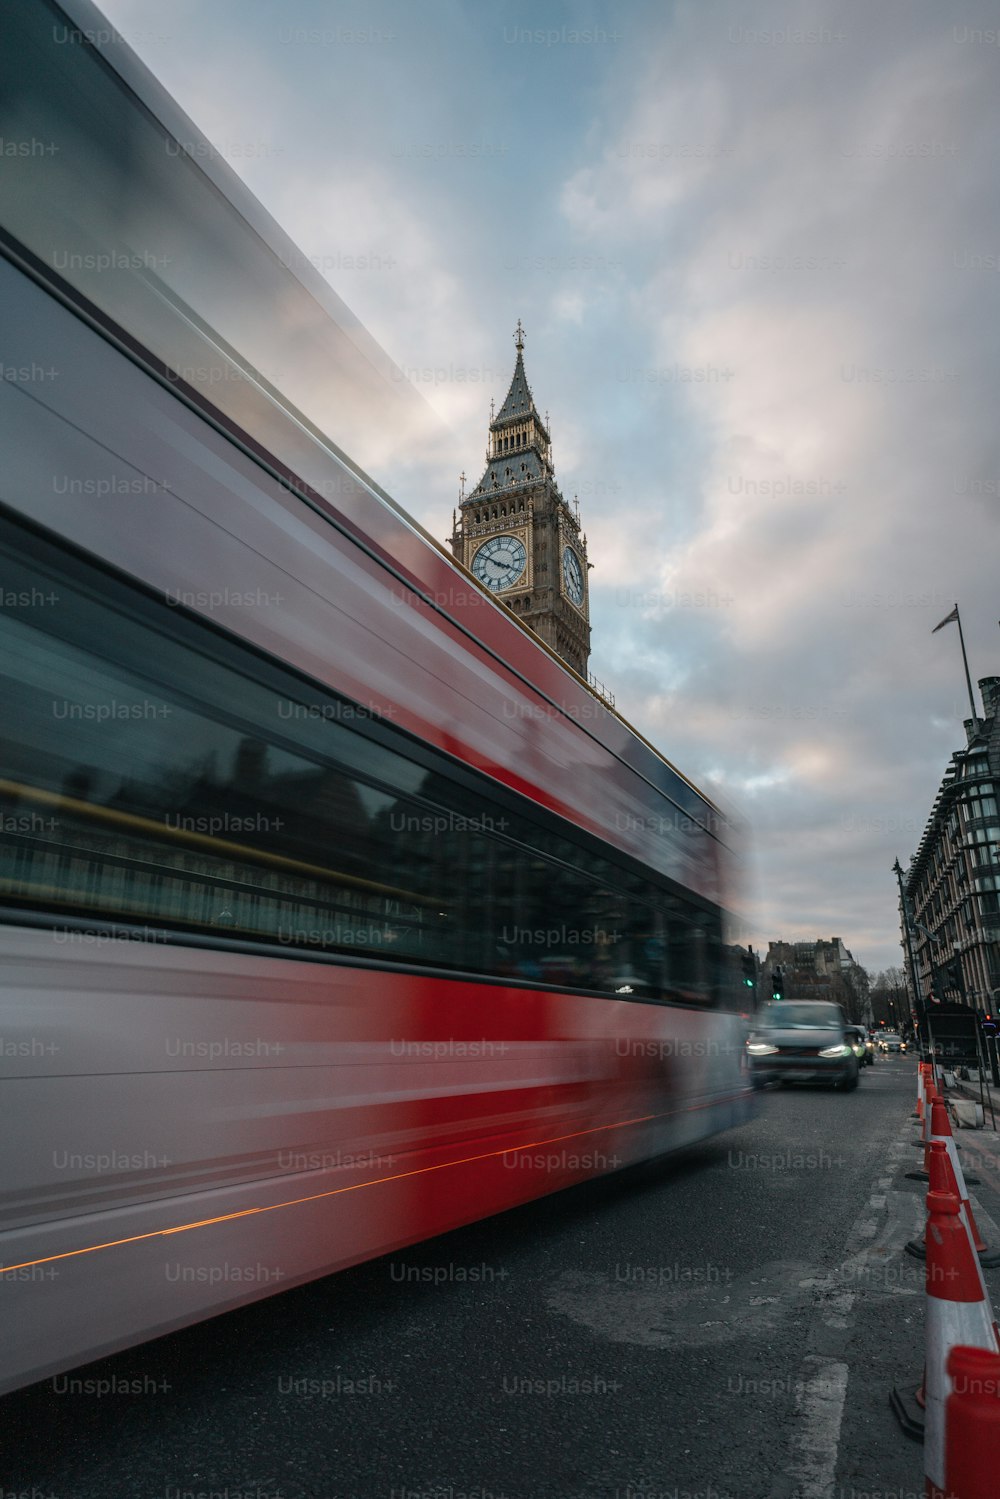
top-left (450, 322), bottom-right (592, 680)
top-left (761, 937), bottom-right (871, 1023)
top-left (899, 675), bottom-right (1000, 1022)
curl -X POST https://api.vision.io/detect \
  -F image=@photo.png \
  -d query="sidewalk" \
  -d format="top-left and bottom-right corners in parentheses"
top-left (929, 1058), bottom-right (1000, 1131)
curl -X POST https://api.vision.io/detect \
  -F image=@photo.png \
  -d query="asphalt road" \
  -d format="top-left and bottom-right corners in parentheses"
top-left (9, 1055), bottom-right (1000, 1499)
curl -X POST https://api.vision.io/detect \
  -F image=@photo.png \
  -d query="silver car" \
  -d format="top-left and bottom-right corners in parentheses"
top-left (747, 1000), bottom-right (859, 1090)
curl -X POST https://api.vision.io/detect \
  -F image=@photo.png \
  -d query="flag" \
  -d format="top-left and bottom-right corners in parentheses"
top-left (932, 606), bottom-right (959, 633)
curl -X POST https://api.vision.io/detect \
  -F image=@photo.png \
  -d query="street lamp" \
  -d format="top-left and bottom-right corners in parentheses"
top-left (893, 857), bottom-right (923, 1026)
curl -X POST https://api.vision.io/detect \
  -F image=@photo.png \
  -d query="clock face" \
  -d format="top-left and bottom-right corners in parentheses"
top-left (562, 546), bottom-right (584, 606)
top-left (471, 535), bottom-right (527, 592)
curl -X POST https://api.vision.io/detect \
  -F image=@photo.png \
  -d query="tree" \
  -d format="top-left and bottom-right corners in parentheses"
top-left (870, 967), bottom-right (907, 1029)
top-left (832, 963), bottom-right (871, 1025)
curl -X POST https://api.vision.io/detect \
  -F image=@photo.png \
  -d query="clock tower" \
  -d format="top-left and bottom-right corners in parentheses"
top-left (450, 322), bottom-right (591, 679)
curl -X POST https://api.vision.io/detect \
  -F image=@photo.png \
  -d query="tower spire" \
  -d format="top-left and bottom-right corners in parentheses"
top-left (448, 326), bottom-right (591, 680)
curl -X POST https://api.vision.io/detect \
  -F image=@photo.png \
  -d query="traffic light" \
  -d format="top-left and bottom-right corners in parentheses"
top-left (771, 965), bottom-right (784, 1000)
top-left (741, 946), bottom-right (756, 991)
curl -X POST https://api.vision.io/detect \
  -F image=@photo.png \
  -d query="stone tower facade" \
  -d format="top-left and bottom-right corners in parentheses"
top-left (449, 322), bottom-right (591, 679)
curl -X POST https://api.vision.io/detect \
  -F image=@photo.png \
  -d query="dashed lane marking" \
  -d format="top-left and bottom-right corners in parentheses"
top-left (781, 1113), bottom-right (924, 1494)
top-left (784, 1356), bottom-right (849, 1499)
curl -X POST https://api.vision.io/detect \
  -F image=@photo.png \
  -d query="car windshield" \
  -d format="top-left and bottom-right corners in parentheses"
top-left (756, 1002), bottom-right (842, 1029)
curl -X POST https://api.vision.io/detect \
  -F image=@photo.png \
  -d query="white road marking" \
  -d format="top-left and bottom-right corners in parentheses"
top-left (822, 1291), bottom-right (856, 1329)
top-left (785, 1356), bottom-right (849, 1498)
top-left (782, 1110), bottom-right (916, 1491)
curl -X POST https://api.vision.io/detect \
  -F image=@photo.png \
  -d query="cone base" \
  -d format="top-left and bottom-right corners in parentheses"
top-left (977, 1245), bottom-right (1000, 1267)
top-left (904, 1238), bottom-right (926, 1260)
top-left (904, 1170), bottom-right (929, 1182)
top-left (888, 1385), bottom-right (925, 1441)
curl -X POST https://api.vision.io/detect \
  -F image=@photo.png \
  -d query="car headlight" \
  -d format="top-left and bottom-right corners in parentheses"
top-left (747, 1041), bottom-right (778, 1056)
top-left (819, 1043), bottom-right (852, 1058)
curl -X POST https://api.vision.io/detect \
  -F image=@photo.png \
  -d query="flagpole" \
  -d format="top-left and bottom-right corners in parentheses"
top-left (954, 604), bottom-right (979, 722)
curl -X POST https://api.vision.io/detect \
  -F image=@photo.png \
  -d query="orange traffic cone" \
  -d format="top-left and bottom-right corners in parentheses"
top-left (930, 1096), bottom-right (998, 1266)
top-left (925, 1080), bottom-right (938, 1139)
top-left (916, 1062), bottom-right (929, 1121)
top-left (893, 1141), bottom-right (999, 1438)
top-left (907, 1080), bottom-right (938, 1182)
top-left (895, 1137), bottom-right (952, 1432)
top-left (923, 1187), bottom-right (999, 1498)
top-left (907, 1124), bottom-right (994, 1263)
top-left (945, 1345), bottom-right (1000, 1499)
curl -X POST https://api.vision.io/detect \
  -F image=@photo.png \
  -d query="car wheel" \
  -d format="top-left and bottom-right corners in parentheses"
top-left (844, 1064), bottom-right (859, 1091)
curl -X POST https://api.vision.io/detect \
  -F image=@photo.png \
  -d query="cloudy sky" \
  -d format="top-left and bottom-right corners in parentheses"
top-left (99, 0), bottom-right (1000, 975)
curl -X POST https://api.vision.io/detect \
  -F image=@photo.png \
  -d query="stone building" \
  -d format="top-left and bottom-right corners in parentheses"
top-left (761, 937), bottom-right (870, 1023)
top-left (449, 322), bottom-right (591, 679)
top-left (899, 676), bottom-right (1000, 1020)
